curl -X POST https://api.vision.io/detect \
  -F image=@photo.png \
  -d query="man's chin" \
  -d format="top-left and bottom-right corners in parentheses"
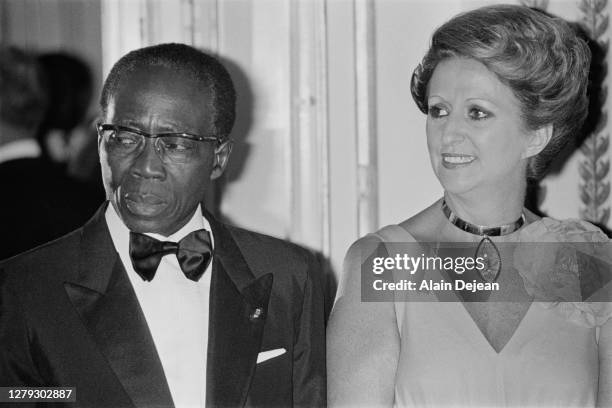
top-left (121, 217), bottom-right (172, 235)
top-left (117, 202), bottom-right (172, 234)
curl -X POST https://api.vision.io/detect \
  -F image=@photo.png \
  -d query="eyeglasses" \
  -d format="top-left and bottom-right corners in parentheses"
top-left (97, 123), bottom-right (221, 164)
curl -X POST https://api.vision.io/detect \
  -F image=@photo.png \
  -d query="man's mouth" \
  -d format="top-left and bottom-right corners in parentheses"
top-left (123, 193), bottom-right (167, 217)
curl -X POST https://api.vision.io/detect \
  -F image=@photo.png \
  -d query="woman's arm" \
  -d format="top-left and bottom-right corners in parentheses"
top-left (327, 236), bottom-right (400, 407)
top-left (599, 317), bottom-right (612, 407)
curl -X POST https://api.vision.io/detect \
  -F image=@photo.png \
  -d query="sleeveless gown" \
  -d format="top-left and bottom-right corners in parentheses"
top-left (366, 220), bottom-right (611, 408)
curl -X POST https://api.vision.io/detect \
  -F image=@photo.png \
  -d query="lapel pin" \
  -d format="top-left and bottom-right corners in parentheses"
top-left (250, 307), bottom-right (264, 321)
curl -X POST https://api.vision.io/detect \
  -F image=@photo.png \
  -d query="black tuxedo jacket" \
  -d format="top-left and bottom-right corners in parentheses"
top-left (0, 204), bottom-right (326, 407)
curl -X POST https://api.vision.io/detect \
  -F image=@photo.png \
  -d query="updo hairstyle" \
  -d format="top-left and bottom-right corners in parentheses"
top-left (410, 5), bottom-right (591, 181)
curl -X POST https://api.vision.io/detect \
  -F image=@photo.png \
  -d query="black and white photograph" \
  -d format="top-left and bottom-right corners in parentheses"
top-left (1, 0), bottom-right (612, 407)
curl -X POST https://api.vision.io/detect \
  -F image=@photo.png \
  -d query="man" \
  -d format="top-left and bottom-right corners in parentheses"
top-left (0, 47), bottom-right (75, 259)
top-left (0, 43), bottom-right (326, 407)
top-left (0, 47), bottom-right (102, 260)
top-left (35, 52), bottom-right (105, 215)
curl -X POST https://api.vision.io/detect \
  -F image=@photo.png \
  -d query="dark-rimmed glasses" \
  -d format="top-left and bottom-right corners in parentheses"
top-left (97, 123), bottom-right (221, 164)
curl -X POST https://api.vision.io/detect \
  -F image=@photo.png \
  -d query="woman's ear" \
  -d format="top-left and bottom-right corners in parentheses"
top-left (523, 124), bottom-right (553, 159)
top-left (211, 139), bottom-right (233, 180)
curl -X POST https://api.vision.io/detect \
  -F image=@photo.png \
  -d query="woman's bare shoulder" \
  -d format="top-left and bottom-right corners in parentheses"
top-left (398, 199), bottom-right (444, 242)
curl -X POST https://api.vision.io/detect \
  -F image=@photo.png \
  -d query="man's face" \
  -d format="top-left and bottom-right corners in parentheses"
top-left (99, 67), bottom-right (231, 236)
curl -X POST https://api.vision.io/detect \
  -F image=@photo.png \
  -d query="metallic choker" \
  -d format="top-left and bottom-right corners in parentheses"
top-left (441, 199), bottom-right (525, 282)
top-left (441, 199), bottom-right (525, 236)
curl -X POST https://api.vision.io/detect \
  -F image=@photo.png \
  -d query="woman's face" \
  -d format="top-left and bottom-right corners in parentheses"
top-left (426, 57), bottom-right (533, 196)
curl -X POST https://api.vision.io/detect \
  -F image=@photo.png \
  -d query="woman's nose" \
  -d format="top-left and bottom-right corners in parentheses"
top-left (440, 113), bottom-right (467, 145)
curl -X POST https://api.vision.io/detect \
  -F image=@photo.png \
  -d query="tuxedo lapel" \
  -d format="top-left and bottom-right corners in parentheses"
top-left (64, 205), bottom-right (174, 408)
top-left (206, 214), bottom-right (274, 408)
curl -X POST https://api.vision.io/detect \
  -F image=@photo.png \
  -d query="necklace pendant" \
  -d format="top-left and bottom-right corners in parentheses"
top-left (475, 236), bottom-right (501, 283)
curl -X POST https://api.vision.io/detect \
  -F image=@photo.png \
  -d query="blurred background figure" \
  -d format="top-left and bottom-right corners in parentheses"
top-left (36, 52), bottom-right (104, 211)
top-left (0, 47), bottom-right (101, 260)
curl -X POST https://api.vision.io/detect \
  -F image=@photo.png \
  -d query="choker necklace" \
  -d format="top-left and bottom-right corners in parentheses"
top-left (441, 199), bottom-right (525, 282)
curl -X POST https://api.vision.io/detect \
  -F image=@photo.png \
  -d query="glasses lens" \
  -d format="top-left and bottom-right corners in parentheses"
top-left (103, 128), bottom-right (143, 155)
top-left (156, 135), bottom-right (199, 163)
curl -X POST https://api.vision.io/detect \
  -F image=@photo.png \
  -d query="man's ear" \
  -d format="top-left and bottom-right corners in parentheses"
top-left (97, 133), bottom-right (103, 153)
top-left (523, 124), bottom-right (553, 159)
top-left (211, 139), bottom-right (233, 180)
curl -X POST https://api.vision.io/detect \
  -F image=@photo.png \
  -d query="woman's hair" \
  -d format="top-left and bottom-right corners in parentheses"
top-left (410, 5), bottom-right (591, 181)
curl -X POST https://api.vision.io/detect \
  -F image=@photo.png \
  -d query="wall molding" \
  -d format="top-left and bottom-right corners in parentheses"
top-left (100, 0), bottom-right (146, 77)
top-left (578, 0), bottom-right (610, 227)
top-left (354, 0), bottom-right (378, 236)
top-left (289, 0), bottom-right (331, 255)
top-left (192, 0), bottom-right (219, 53)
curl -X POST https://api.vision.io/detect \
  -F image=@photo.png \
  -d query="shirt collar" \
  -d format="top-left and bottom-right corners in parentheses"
top-left (0, 139), bottom-right (41, 164)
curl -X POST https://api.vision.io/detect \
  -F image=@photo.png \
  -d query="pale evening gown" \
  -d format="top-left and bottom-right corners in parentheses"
top-left (364, 219), bottom-right (612, 408)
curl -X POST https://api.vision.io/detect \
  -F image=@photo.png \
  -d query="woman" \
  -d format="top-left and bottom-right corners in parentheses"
top-left (328, 5), bottom-right (612, 407)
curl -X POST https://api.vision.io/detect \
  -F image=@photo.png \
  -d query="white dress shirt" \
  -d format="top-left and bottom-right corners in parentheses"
top-left (105, 204), bottom-right (213, 408)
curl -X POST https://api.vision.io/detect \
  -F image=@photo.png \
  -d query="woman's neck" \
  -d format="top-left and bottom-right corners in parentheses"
top-left (444, 184), bottom-right (526, 228)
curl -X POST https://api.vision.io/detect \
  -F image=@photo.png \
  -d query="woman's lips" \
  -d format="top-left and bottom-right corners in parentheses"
top-left (441, 153), bottom-right (476, 169)
top-left (123, 193), bottom-right (167, 217)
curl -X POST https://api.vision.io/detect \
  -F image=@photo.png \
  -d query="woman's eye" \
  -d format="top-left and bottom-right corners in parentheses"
top-left (428, 105), bottom-right (449, 118)
top-left (468, 107), bottom-right (491, 120)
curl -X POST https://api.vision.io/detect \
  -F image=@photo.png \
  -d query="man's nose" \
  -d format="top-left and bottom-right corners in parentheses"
top-left (131, 139), bottom-right (165, 179)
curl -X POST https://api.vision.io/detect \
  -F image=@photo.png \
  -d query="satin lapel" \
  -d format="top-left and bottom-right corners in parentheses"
top-left (63, 204), bottom-right (174, 408)
top-left (205, 213), bottom-right (274, 408)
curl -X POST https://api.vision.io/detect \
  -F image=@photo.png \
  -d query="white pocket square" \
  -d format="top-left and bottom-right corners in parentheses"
top-left (257, 348), bottom-right (286, 364)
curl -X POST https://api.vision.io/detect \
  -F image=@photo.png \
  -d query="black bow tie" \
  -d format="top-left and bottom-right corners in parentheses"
top-left (129, 229), bottom-right (213, 282)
